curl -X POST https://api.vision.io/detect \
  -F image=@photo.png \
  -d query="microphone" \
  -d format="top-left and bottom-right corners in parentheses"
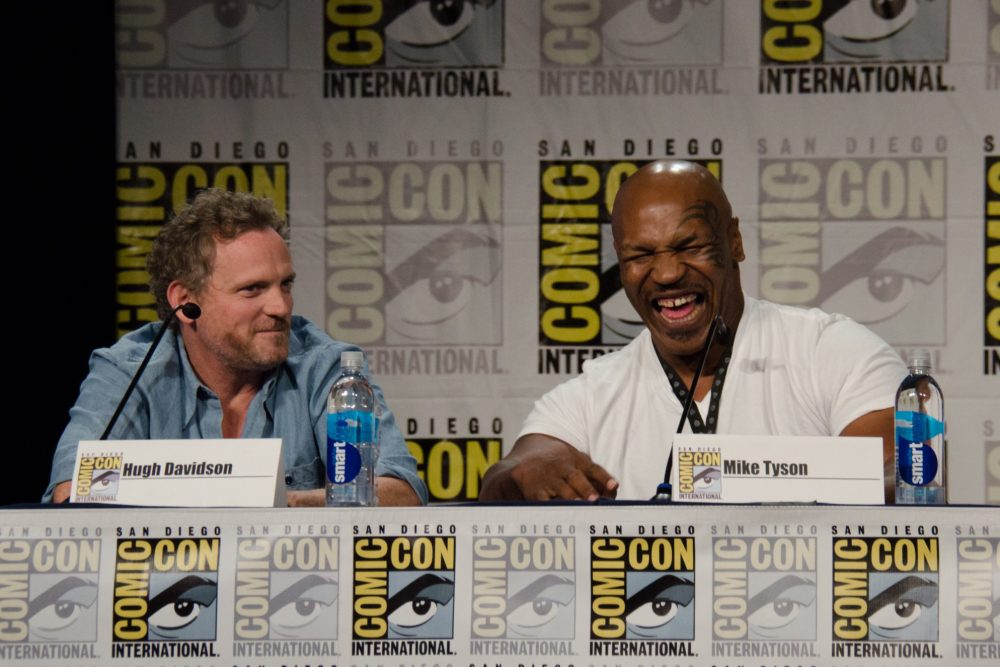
top-left (180, 302), bottom-right (202, 320)
top-left (100, 303), bottom-right (200, 440)
top-left (714, 313), bottom-right (729, 343)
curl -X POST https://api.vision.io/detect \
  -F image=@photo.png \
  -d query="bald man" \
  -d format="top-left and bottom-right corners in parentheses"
top-left (481, 161), bottom-right (905, 502)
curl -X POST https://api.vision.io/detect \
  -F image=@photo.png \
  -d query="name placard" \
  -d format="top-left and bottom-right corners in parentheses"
top-left (669, 434), bottom-right (884, 504)
top-left (71, 439), bottom-right (286, 507)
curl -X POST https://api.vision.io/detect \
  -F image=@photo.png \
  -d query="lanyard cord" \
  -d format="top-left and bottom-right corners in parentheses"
top-left (658, 319), bottom-right (733, 484)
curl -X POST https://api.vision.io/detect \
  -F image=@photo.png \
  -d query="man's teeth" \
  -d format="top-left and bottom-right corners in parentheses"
top-left (659, 295), bottom-right (697, 309)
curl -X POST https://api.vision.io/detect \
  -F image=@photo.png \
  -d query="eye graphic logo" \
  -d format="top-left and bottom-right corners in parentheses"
top-left (89, 470), bottom-right (121, 496)
top-left (112, 538), bottom-right (220, 642)
top-left (539, 159), bottom-right (722, 348)
top-left (387, 572), bottom-right (456, 638)
top-left (760, 0), bottom-right (949, 65)
top-left (352, 536), bottom-right (456, 643)
top-left (832, 537), bottom-right (939, 642)
top-left (758, 158), bottom-right (946, 345)
top-left (866, 573), bottom-right (938, 640)
top-left (146, 573), bottom-right (219, 641)
top-left (471, 537), bottom-right (575, 642)
top-left (325, 161), bottom-right (502, 347)
top-left (540, 0), bottom-right (722, 67)
top-left (325, 0), bottom-right (504, 69)
top-left (75, 455), bottom-right (123, 500)
top-left (625, 572), bottom-right (695, 639)
top-left (116, 0), bottom-right (289, 69)
top-left (590, 536), bottom-right (696, 643)
top-left (747, 573), bottom-right (816, 639)
top-left (385, 227), bottom-right (502, 345)
top-left (0, 539), bottom-right (101, 644)
top-left (822, 0), bottom-right (948, 63)
top-left (676, 449), bottom-right (721, 498)
top-left (713, 537), bottom-right (818, 642)
top-left (505, 572), bottom-right (575, 638)
top-left (234, 537), bottom-right (339, 641)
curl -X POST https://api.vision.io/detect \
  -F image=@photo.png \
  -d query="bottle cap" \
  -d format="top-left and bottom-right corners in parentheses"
top-left (340, 350), bottom-right (364, 369)
top-left (908, 348), bottom-right (931, 372)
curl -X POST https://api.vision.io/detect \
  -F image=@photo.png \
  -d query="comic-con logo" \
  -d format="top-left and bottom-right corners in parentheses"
top-left (115, 0), bottom-right (289, 69)
top-left (676, 449), bottom-right (721, 499)
top-left (538, 158), bottom-right (721, 351)
top-left (0, 539), bottom-right (100, 643)
top-left (352, 536), bottom-right (455, 652)
top-left (539, 0), bottom-right (724, 95)
top-left (471, 537), bottom-right (575, 642)
top-left (325, 161), bottom-right (502, 348)
top-left (956, 538), bottom-right (1000, 644)
top-left (713, 537), bottom-right (817, 641)
top-left (234, 537), bottom-right (339, 641)
top-left (759, 1), bottom-right (951, 94)
top-left (112, 538), bottom-right (220, 642)
top-left (323, 1), bottom-right (505, 98)
top-left (832, 537), bottom-right (939, 642)
top-left (590, 537), bottom-right (695, 642)
top-left (757, 157), bottom-right (945, 346)
top-left (115, 160), bottom-right (288, 336)
top-left (75, 455), bottom-right (123, 500)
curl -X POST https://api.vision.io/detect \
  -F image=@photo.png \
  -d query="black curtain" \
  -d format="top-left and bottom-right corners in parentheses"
top-left (7, 5), bottom-right (115, 505)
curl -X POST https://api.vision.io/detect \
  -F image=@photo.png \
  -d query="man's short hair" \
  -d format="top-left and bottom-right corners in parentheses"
top-left (147, 188), bottom-right (288, 321)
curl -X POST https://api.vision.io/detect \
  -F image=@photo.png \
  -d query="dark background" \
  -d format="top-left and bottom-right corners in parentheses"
top-left (8, 6), bottom-right (115, 505)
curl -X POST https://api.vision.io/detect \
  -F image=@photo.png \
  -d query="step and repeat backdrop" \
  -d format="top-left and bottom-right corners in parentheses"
top-left (0, 505), bottom-right (997, 666)
top-left (113, 1), bottom-right (999, 504)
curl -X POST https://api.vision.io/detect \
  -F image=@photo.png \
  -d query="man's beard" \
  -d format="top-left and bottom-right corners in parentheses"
top-left (217, 320), bottom-right (291, 372)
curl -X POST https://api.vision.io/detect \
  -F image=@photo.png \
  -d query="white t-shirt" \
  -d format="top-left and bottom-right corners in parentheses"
top-left (519, 297), bottom-right (906, 499)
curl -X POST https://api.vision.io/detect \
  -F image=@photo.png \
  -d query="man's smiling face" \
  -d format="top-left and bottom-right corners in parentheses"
top-left (612, 161), bottom-right (744, 364)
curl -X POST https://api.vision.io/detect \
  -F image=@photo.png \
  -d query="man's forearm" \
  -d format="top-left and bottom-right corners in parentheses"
top-left (376, 476), bottom-right (422, 505)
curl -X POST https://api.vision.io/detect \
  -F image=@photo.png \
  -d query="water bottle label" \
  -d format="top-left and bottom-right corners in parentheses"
top-left (896, 411), bottom-right (943, 487)
top-left (327, 440), bottom-right (362, 485)
top-left (329, 410), bottom-right (375, 443)
top-left (326, 410), bottom-right (374, 485)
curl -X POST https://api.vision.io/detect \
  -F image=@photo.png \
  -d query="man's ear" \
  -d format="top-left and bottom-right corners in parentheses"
top-left (729, 216), bottom-right (745, 263)
top-left (166, 280), bottom-right (199, 325)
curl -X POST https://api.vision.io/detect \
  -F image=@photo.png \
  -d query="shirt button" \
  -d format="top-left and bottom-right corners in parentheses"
top-left (284, 474), bottom-right (294, 485)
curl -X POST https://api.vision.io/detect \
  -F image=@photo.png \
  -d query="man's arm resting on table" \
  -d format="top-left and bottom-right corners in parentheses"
top-left (286, 476), bottom-right (422, 507)
top-left (479, 433), bottom-right (618, 502)
top-left (839, 407), bottom-right (896, 503)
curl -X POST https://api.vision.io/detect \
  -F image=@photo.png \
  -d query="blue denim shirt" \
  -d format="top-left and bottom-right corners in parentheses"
top-left (44, 316), bottom-right (427, 503)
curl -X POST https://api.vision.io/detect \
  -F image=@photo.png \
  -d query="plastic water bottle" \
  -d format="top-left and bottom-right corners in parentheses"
top-left (326, 351), bottom-right (378, 506)
top-left (894, 349), bottom-right (946, 504)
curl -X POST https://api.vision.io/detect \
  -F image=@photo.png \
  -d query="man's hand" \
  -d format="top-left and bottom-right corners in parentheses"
top-left (479, 434), bottom-right (618, 501)
top-left (840, 407), bottom-right (896, 504)
top-left (286, 477), bottom-right (422, 507)
top-left (51, 481), bottom-right (71, 503)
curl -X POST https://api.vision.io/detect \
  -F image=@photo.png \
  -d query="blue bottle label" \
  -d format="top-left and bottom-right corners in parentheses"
top-left (896, 411), bottom-right (943, 486)
top-left (328, 440), bottom-right (362, 484)
top-left (327, 410), bottom-right (373, 485)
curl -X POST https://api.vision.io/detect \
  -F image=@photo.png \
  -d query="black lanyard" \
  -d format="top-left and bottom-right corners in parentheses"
top-left (659, 347), bottom-right (732, 434)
